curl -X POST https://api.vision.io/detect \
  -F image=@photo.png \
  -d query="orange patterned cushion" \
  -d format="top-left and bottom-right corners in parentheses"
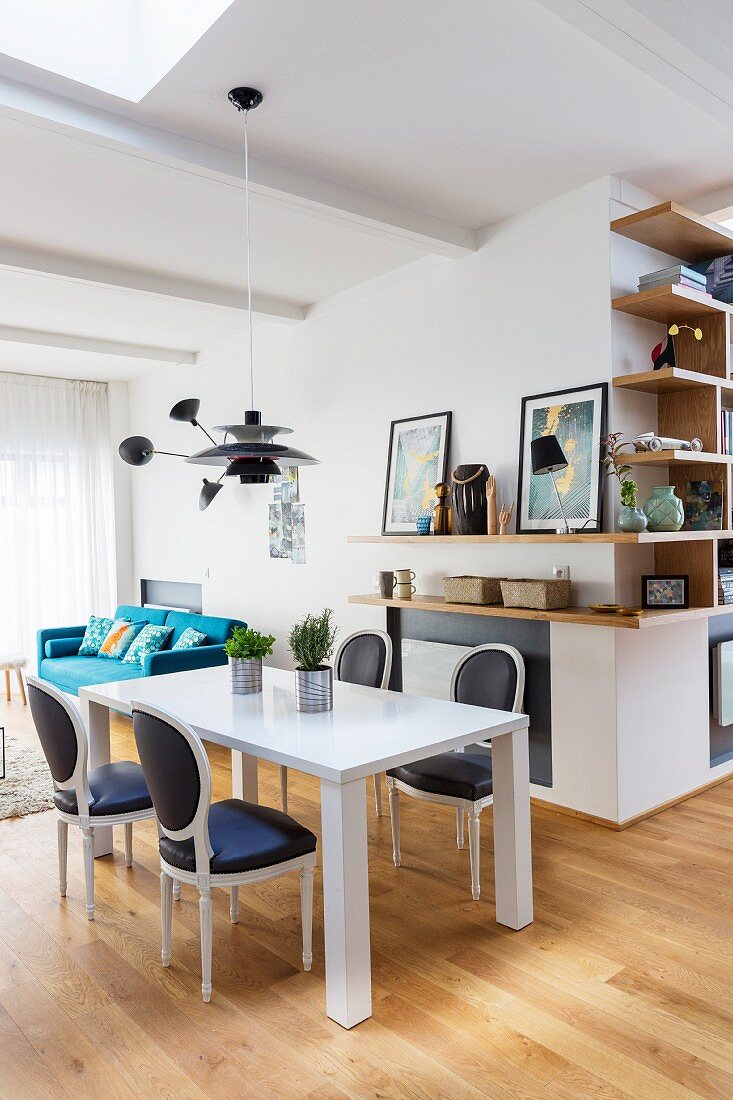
top-left (98, 619), bottom-right (145, 660)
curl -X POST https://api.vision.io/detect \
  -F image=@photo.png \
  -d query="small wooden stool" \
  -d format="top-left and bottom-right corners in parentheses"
top-left (1, 657), bottom-right (27, 705)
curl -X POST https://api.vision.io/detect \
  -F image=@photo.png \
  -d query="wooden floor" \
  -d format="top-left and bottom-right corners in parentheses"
top-left (2, 698), bottom-right (733, 1099)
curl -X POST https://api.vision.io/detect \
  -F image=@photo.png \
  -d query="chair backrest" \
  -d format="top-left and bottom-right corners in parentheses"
top-left (26, 674), bottom-right (92, 816)
top-left (334, 629), bottom-right (393, 690)
top-left (450, 644), bottom-right (525, 713)
top-left (132, 701), bottom-right (213, 871)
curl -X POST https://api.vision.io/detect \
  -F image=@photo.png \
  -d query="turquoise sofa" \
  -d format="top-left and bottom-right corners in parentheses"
top-left (37, 604), bottom-right (245, 696)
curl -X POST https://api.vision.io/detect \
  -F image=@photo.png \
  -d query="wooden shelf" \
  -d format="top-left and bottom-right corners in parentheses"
top-left (623, 449), bottom-right (733, 468)
top-left (349, 593), bottom-right (712, 629)
top-left (612, 284), bottom-right (729, 324)
top-left (348, 531), bottom-right (733, 544)
top-left (610, 201), bottom-right (733, 262)
top-left (613, 366), bottom-right (733, 395)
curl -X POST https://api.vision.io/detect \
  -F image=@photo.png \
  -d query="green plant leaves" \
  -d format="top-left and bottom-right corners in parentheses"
top-left (224, 626), bottom-right (276, 661)
top-left (288, 608), bottom-right (338, 671)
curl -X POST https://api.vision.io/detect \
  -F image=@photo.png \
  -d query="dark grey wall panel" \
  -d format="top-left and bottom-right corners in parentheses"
top-left (388, 607), bottom-right (552, 787)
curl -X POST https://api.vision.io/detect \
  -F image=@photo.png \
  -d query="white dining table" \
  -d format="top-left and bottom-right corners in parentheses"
top-left (79, 664), bottom-right (532, 1029)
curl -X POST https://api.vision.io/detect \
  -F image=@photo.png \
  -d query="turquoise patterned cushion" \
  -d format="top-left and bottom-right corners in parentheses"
top-left (78, 615), bottom-right (114, 656)
top-left (99, 620), bottom-right (146, 660)
top-left (172, 626), bottom-right (207, 651)
top-left (122, 624), bottom-right (173, 666)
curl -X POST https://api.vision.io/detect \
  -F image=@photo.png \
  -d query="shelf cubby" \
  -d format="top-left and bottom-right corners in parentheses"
top-left (610, 201), bottom-right (733, 262)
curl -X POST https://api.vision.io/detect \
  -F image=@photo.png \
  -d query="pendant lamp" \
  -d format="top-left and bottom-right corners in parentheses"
top-left (118, 87), bottom-right (318, 509)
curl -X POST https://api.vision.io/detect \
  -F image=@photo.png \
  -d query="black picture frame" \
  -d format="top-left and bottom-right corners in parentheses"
top-left (641, 575), bottom-right (689, 610)
top-left (516, 382), bottom-right (608, 534)
top-left (381, 411), bottom-right (452, 535)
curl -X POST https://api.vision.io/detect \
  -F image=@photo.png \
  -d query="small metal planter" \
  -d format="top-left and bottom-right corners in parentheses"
top-left (295, 666), bottom-right (333, 713)
top-left (229, 657), bottom-right (263, 695)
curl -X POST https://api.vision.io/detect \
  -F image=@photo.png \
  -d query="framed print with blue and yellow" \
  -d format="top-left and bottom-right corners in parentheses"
top-left (382, 411), bottom-right (452, 535)
top-left (516, 383), bottom-right (607, 534)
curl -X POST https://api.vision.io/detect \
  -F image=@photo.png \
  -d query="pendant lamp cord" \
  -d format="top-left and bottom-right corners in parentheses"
top-left (243, 107), bottom-right (255, 410)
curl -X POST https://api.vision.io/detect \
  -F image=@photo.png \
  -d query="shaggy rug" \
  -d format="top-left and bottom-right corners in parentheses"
top-left (0, 733), bottom-right (54, 819)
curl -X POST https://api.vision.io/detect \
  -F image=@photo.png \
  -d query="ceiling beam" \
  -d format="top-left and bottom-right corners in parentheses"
top-left (0, 241), bottom-right (305, 324)
top-left (536, 0), bottom-right (733, 131)
top-left (0, 324), bottom-right (196, 364)
top-left (0, 75), bottom-right (475, 260)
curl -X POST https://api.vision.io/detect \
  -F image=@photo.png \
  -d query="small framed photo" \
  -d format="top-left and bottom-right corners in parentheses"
top-left (641, 575), bottom-right (689, 610)
top-left (382, 411), bottom-right (452, 535)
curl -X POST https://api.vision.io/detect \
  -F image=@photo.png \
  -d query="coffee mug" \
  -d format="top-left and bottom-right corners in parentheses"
top-left (396, 581), bottom-right (416, 599)
top-left (395, 569), bottom-right (416, 584)
top-left (379, 571), bottom-right (397, 598)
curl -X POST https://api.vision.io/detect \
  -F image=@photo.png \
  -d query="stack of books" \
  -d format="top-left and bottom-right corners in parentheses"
top-left (638, 265), bottom-right (709, 293)
top-left (722, 410), bottom-right (733, 456)
top-left (719, 567), bottom-right (733, 605)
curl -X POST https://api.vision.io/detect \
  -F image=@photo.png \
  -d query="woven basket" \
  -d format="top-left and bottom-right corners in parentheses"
top-left (443, 575), bottom-right (505, 605)
top-left (499, 578), bottom-right (572, 610)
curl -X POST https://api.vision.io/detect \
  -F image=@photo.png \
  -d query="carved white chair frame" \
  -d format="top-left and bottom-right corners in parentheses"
top-left (133, 700), bottom-right (316, 1003)
top-left (279, 628), bottom-right (393, 815)
top-left (386, 643), bottom-right (525, 900)
top-left (26, 674), bottom-right (156, 920)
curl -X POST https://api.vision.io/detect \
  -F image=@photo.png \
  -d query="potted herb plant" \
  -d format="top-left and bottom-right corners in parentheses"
top-left (602, 433), bottom-right (647, 532)
top-left (224, 626), bottom-right (275, 694)
top-left (288, 608), bottom-right (338, 713)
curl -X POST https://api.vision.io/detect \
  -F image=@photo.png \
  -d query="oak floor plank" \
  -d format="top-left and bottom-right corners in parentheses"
top-left (2, 698), bottom-right (733, 1098)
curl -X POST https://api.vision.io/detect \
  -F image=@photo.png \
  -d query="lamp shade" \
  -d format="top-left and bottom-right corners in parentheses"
top-left (119, 436), bottom-right (154, 466)
top-left (199, 479), bottom-right (223, 511)
top-left (530, 435), bottom-right (568, 475)
top-left (169, 398), bottom-right (201, 424)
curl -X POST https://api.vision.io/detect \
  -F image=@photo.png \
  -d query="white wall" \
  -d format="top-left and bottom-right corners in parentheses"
top-left (127, 176), bottom-right (617, 666)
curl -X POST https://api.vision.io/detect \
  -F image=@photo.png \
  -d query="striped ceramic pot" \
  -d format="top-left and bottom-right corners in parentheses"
top-left (229, 657), bottom-right (263, 694)
top-left (295, 666), bottom-right (333, 713)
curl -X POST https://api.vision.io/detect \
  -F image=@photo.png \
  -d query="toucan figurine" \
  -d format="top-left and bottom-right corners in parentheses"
top-left (651, 322), bottom-right (702, 370)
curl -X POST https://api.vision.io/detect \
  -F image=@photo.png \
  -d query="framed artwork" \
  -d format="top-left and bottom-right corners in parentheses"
top-left (516, 383), bottom-right (608, 534)
top-left (382, 411), bottom-right (452, 535)
top-left (641, 575), bottom-right (689, 610)
top-left (683, 480), bottom-right (723, 531)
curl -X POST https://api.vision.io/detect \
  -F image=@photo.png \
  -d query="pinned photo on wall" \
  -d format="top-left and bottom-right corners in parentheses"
top-left (292, 503), bottom-right (306, 564)
top-left (269, 504), bottom-right (284, 557)
top-left (281, 467), bottom-right (299, 504)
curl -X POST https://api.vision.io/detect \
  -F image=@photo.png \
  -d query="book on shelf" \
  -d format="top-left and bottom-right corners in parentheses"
top-left (638, 275), bottom-right (709, 292)
top-left (722, 410), bottom-right (733, 456)
top-left (640, 265), bottom-right (707, 282)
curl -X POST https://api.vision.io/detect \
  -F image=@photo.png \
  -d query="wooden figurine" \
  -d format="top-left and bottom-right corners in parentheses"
top-left (487, 474), bottom-right (498, 535)
top-left (451, 465), bottom-right (489, 535)
top-left (499, 500), bottom-right (515, 536)
top-left (433, 482), bottom-right (452, 535)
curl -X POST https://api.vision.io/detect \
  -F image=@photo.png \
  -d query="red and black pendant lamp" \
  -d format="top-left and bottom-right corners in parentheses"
top-left (118, 87), bottom-right (318, 510)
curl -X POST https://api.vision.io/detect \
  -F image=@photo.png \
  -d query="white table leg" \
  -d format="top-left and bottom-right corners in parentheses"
top-left (78, 698), bottom-right (113, 858)
top-left (490, 726), bottom-right (533, 930)
top-left (319, 777), bottom-right (371, 1028)
top-left (231, 750), bottom-right (259, 803)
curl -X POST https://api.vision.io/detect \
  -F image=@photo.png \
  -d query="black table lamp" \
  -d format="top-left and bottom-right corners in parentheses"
top-left (530, 435), bottom-right (571, 534)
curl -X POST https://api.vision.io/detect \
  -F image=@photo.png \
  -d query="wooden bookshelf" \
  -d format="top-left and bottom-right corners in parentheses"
top-left (611, 203), bottom-right (733, 608)
top-left (610, 201), bottom-right (733, 262)
top-left (612, 284), bottom-right (729, 324)
top-left (623, 450), bottom-right (733, 468)
top-left (348, 593), bottom-right (713, 630)
top-left (613, 367), bottom-right (733, 396)
top-left (348, 532), bottom-right (733, 544)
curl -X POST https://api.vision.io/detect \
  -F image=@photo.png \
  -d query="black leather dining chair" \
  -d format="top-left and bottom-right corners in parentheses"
top-left (279, 629), bottom-right (393, 814)
top-left (385, 644), bottom-right (525, 900)
top-left (133, 700), bottom-right (317, 1003)
top-left (26, 674), bottom-right (156, 920)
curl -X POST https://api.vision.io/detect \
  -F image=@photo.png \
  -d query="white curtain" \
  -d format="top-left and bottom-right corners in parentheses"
top-left (0, 372), bottom-right (116, 666)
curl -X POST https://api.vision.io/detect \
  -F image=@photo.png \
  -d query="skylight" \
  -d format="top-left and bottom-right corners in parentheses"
top-left (0, 0), bottom-right (235, 102)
